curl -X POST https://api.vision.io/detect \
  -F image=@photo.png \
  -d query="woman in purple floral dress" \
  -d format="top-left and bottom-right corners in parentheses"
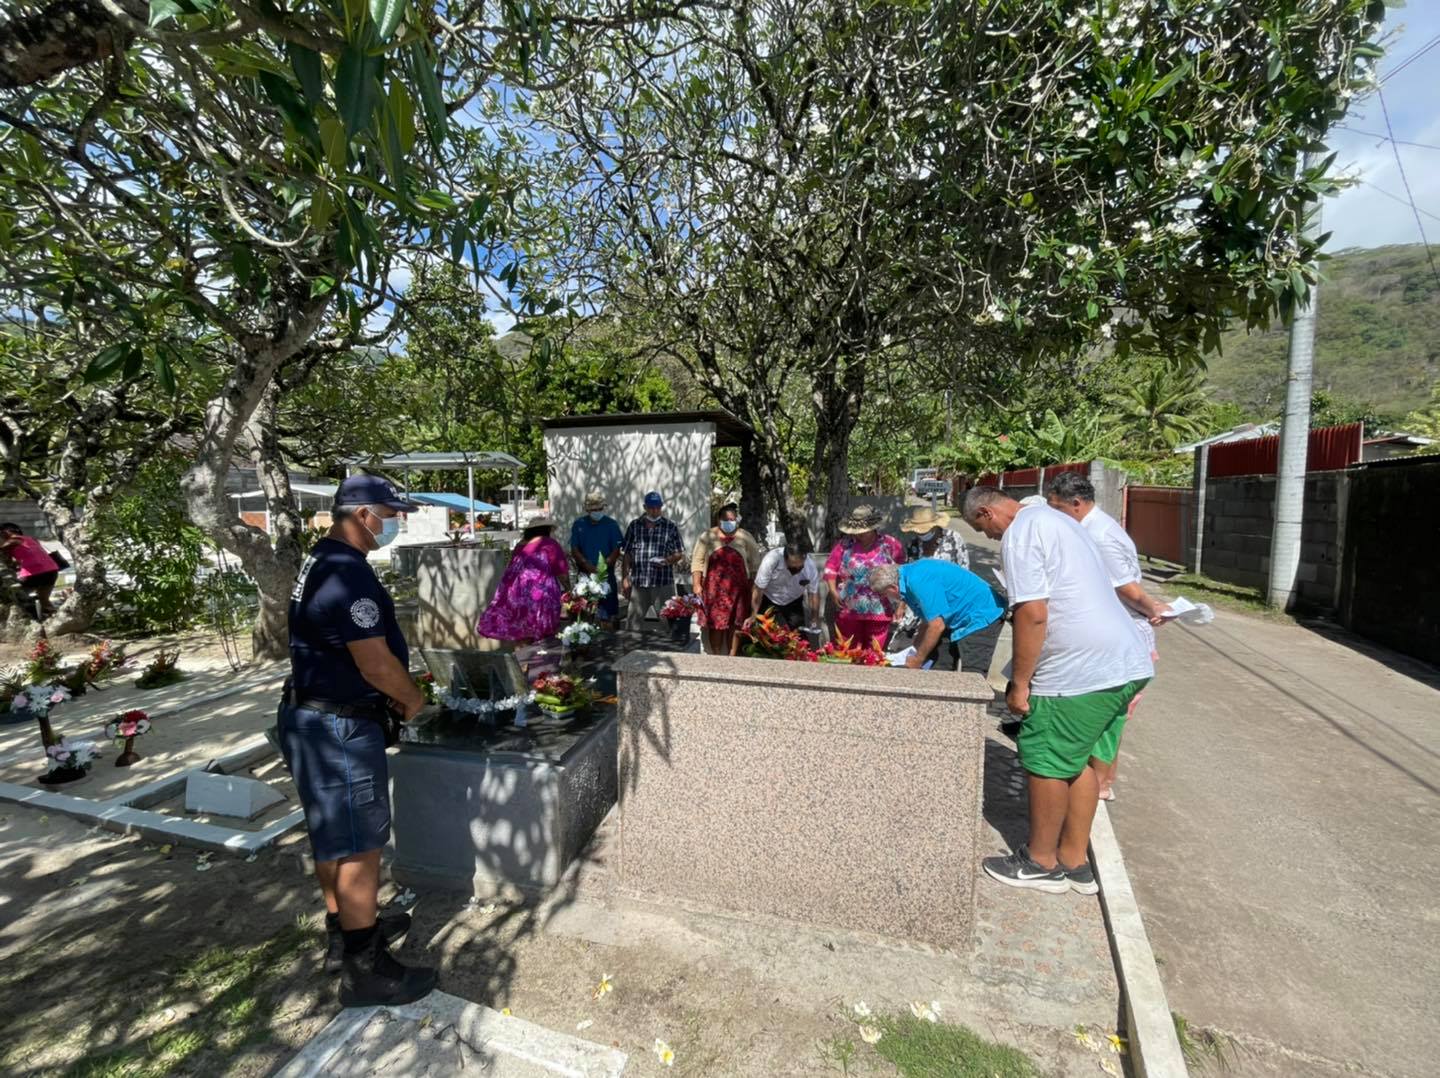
top-left (477, 517), bottom-right (571, 644)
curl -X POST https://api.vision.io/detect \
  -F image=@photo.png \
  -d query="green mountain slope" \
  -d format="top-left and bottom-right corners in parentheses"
top-left (1205, 244), bottom-right (1440, 418)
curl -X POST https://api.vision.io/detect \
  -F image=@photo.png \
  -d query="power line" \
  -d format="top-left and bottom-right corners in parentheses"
top-left (1382, 32), bottom-right (1440, 83)
top-left (1376, 86), bottom-right (1440, 288)
top-left (1359, 179), bottom-right (1440, 225)
top-left (1335, 125), bottom-right (1440, 153)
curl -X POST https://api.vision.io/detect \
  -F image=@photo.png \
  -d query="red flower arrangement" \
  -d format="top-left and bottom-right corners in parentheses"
top-left (818, 634), bottom-right (887, 666)
top-left (660, 593), bottom-right (704, 619)
top-left (561, 592), bottom-right (597, 620)
top-left (738, 612), bottom-right (817, 662)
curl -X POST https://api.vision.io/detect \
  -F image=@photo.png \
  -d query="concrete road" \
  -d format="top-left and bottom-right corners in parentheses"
top-left (955, 520), bottom-right (1439, 1076)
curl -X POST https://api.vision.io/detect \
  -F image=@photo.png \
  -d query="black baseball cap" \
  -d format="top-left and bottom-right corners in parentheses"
top-left (334, 475), bottom-right (421, 512)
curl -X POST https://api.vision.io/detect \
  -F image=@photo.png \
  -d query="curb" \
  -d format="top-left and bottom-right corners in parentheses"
top-left (1090, 801), bottom-right (1190, 1077)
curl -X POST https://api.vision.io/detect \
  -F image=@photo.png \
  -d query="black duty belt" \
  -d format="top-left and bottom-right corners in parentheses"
top-left (283, 679), bottom-right (389, 721)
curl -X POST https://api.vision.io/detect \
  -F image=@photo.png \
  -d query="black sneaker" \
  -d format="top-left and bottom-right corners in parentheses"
top-left (325, 910), bottom-right (413, 975)
top-left (339, 933), bottom-right (438, 1008)
top-left (982, 847), bottom-right (1069, 893)
top-left (1062, 860), bottom-right (1100, 896)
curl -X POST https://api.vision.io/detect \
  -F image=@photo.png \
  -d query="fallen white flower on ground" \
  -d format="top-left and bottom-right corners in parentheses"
top-left (859, 1025), bottom-right (882, 1044)
top-left (591, 973), bottom-right (614, 1000)
top-left (909, 1000), bottom-right (940, 1023)
top-left (852, 1001), bottom-right (871, 1018)
top-left (575, 1019), bottom-right (594, 1032)
top-left (653, 1039), bottom-right (675, 1067)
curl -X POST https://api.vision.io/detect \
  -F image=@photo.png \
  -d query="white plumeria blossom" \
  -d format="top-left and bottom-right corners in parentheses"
top-left (909, 1000), bottom-right (941, 1023)
top-left (852, 1001), bottom-right (872, 1018)
top-left (860, 1025), bottom-right (882, 1044)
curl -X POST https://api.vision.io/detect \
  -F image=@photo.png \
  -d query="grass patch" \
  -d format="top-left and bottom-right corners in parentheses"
top-left (1157, 571), bottom-right (1295, 622)
top-left (870, 1013), bottom-right (1039, 1078)
top-left (1173, 1011), bottom-right (1239, 1071)
top-left (60, 916), bottom-right (323, 1078)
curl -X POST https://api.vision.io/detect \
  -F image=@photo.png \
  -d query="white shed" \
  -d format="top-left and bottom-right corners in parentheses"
top-left (542, 411), bottom-right (752, 545)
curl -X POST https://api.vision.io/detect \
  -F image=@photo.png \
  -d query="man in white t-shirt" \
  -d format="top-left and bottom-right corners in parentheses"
top-left (961, 487), bottom-right (1154, 896)
top-left (750, 545), bottom-right (821, 630)
top-left (1046, 472), bottom-right (1171, 802)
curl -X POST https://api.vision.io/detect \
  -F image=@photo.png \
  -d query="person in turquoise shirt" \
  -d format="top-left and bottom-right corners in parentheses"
top-left (569, 491), bottom-right (624, 625)
top-left (870, 560), bottom-right (1003, 671)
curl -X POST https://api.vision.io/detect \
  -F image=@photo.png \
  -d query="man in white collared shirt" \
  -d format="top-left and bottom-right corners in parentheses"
top-left (1045, 472), bottom-right (1170, 802)
top-left (750, 544), bottom-right (821, 630)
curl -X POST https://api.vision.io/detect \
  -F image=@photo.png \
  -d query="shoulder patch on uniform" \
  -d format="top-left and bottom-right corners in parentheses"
top-left (350, 598), bottom-right (381, 629)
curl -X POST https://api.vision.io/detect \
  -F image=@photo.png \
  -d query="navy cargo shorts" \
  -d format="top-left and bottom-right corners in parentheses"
top-left (278, 701), bottom-right (391, 862)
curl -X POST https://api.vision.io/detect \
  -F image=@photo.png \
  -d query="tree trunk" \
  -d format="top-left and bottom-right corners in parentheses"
top-left (245, 382), bottom-right (306, 658)
top-left (181, 300), bottom-right (331, 661)
top-left (808, 358), bottom-right (867, 547)
top-left (737, 438), bottom-right (768, 544)
top-left (0, 0), bottom-right (146, 89)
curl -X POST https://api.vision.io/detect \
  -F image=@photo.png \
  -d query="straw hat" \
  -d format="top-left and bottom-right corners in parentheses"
top-left (837, 504), bottom-right (885, 535)
top-left (583, 491), bottom-right (606, 511)
top-left (526, 514), bottom-right (558, 529)
top-left (900, 505), bottom-right (951, 534)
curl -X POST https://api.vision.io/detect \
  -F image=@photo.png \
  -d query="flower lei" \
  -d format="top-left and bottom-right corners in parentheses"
top-left (439, 690), bottom-right (536, 715)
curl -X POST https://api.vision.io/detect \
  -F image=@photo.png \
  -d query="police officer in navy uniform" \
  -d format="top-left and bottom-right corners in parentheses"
top-left (280, 475), bottom-right (437, 1007)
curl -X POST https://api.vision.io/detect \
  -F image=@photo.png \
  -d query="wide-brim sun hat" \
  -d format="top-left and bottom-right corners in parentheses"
top-left (526, 514), bottom-right (559, 529)
top-left (900, 505), bottom-right (951, 534)
top-left (838, 504), bottom-right (885, 535)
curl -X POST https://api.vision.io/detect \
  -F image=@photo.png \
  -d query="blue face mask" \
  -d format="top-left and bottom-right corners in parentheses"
top-left (588, 511), bottom-right (604, 522)
top-left (370, 513), bottom-right (401, 548)
top-left (720, 520), bottom-right (738, 535)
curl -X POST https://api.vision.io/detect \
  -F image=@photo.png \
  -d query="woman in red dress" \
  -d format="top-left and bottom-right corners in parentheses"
top-left (690, 504), bottom-right (759, 656)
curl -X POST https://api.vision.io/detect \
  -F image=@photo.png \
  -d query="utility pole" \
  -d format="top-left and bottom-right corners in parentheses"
top-left (1267, 149), bottom-right (1322, 610)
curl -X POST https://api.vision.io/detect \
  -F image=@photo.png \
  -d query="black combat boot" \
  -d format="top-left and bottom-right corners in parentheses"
top-left (339, 927), bottom-right (438, 1008)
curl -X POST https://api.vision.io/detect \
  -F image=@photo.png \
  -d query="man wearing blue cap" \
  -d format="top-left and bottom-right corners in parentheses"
top-left (280, 475), bottom-right (437, 1007)
top-left (621, 491), bottom-right (686, 631)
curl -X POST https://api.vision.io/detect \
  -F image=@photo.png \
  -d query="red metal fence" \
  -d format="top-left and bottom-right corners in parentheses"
top-left (975, 460), bottom-right (1089, 490)
top-left (1207, 423), bottom-right (1363, 479)
top-left (1124, 485), bottom-right (1193, 564)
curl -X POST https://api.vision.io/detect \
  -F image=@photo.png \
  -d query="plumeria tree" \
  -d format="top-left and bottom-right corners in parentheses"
top-left (529, 0), bottom-right (1386, 542)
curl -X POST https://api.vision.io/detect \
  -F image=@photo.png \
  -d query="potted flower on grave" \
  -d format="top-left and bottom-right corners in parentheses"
top-left (561, 591), bottom-right (597, 622)
top-left (25, 638), bottom-right (63, 683)
top-left (44, 737), bottom-right (98, 783)
top-left (136, 648), bottom-right (183, 689)
top-left (659, 593), bottom-right (704, 645)
top-left (9, 682), bottom-right (89, 784)
top-left (105, 709), bottom-right (152, 767)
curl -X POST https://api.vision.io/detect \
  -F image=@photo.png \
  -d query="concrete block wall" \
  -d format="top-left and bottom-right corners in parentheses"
top-left (0, 499), bottom-right (55, 539)
top-left (1201, 473), bottom-right (1345, 611)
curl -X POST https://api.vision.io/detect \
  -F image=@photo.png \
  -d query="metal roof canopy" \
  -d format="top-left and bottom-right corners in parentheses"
top-left (410, 492), bottom-right (502, 513)
top-left (539, 411), bottom-right (753, 449)
top-left (344, 450), bottom-right (526, 532)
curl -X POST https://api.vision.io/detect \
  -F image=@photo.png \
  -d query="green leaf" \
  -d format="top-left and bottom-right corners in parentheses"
top-left (1145, 61), bottom-right (1189, 101)
top-left (310, 275), bottom-right (338, 297)
top-left (311, 186), bottom-right (335, 232)
top-left (153, 350), bottom-right (178, 396)
top-left (369, 0), bottom-right (406, 43)
top-left (450, 219), bottom-right (469, 263)
top-left (257, 70), bottom-right (321, 150)
top-left (1266, 52), bottom-right (1283, 82)
top-left (288, 44), bottom-right (326, 109)
top-left (336, 44), bottom-right (383, 140)
top-left (407, 41), bottom-right (448, 148)
top-left (320, 116), bottom-right (348, 170)
top-left (122, 347), bottom-right (145, 380)
top-left (1288, 266), bottom-right (1308, 302)
top-left (1352, 43), bottom-right (1384, 59)
top-left (84, 344), bottom-right (131, 383)
top-left (149, 0), bottom-right (186, 27)
top-left (389, 78), bottom-right (416, 155)
top-left (1086, 299), bottom-right (1099, 320)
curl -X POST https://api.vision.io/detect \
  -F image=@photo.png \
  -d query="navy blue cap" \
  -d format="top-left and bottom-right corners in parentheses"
top-left (335, 475), bottom-right (421, 512)
top-left (643, 491), bottom-right (664, 508)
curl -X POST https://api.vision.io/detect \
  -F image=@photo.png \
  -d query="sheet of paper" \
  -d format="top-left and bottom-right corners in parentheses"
top-left (1159, 595), bottom-right (1199, 618)
top-left (1158, 595), bottom-right (1214, 625)
top-left (887, 646), bottom-right (917, 667)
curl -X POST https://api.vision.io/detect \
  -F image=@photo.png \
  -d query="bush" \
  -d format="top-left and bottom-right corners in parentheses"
top-left (92, 458), bottom-right (207, 633)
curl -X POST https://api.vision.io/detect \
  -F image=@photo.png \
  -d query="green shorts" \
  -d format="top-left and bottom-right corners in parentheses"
top-left (1017, 679), bottom-right (1151, 779)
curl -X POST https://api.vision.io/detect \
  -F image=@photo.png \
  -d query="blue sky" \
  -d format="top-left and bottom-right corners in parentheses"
top-left (1325, 5), bottom-right (1440, 250)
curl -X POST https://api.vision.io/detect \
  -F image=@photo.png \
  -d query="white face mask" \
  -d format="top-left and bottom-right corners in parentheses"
top-left (719, 520), bottom-right (738, 535)
top-left (588, 511), bottom-right (603, 522)
top-left (367, 511), bottom-right (400, 548)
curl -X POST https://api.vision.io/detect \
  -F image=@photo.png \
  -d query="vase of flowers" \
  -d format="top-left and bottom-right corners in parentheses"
top-left (43, 737), bottom-right (98, 785)
top-left (9, 682), bottom-right (73, 757)
top-left (105, 709), bottom-right (151, 767)
top-left (659, 593), bottom-right (703, 644)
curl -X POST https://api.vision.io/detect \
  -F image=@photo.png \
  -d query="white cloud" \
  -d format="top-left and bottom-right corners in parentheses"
top-left (1324, 111), bottom-right (1440, 251)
